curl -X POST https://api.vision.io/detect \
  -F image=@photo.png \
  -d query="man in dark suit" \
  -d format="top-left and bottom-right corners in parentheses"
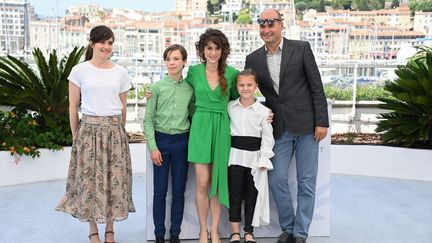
top-left (245, 8), bottom-right (329, 243)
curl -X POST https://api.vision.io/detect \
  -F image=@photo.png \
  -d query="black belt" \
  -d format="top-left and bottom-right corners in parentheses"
top-left (231, 136), bottom-right (261, 151)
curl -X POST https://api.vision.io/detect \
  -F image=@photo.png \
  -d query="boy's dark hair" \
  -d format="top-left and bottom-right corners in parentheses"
top-left (163, 44), bottom-right (188, 61)
top-left (85, 25), bottom-right (115, 61)
top-left (237, 69), bottom-right (258, 84)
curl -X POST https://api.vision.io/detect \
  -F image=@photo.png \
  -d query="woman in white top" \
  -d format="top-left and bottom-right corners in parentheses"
top-left (56, 25), bottom-right (135, 243)
top-left (227, 69), bottom-right (274, 243)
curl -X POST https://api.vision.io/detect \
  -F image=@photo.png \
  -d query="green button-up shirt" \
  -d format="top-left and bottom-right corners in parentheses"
top-left (143, 75), bottom-right (194, 152)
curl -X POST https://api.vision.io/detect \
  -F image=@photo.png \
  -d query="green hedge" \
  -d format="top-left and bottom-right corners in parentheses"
top-left (324, 84), bottom-right (392, 101)
top-left (127, 84), bottom-right (148, 100)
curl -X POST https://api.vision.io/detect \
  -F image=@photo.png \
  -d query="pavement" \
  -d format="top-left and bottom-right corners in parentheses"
top-left (1, 175), bottom-right (432, 243)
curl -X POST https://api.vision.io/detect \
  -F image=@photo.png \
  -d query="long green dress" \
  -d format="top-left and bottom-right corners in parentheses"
top-left (186, 63), bottom-right (239, 208)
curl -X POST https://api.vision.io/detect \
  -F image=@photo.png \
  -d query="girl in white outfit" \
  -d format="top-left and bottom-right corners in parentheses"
top-left (227, 69), bottom-right (274, 243)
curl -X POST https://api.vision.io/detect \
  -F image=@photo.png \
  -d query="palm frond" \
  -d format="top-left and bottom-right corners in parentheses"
top-left (0, 47), bottom-right (84, 147)
top-left (376, 45), bottom-right (432, 148)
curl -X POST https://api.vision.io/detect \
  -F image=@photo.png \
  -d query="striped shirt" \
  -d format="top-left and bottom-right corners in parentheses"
top-left (265, 38), bottom-right (284, 94)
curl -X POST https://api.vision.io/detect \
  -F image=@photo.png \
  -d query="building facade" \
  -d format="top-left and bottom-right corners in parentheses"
top-left (1, 0), bottom-right (34, 54)
top-left (29, 18), bottom-right (62, 53)
top-left (175, 0), bottom-right (207, 18)
top-left (414, 11), bottom-right (432, 36)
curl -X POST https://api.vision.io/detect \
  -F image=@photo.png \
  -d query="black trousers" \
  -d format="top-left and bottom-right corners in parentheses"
top-left (228, 165), bottom-right (258, 233)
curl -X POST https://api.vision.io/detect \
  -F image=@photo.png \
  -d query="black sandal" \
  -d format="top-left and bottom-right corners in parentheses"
top-left (88, 232), bottom-right (99, 241)
top-left (104, 231), bottom-right (116, 243)
top-left (230, 232), bottom-right (241, 243)
top-left (243, 232), bottom-right (256, 243)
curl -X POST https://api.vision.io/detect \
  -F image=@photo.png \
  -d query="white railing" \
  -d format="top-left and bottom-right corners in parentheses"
top-left (3, 56), bottom-right (400, 132)
top-left (120, 60), bottom-right (399, 123)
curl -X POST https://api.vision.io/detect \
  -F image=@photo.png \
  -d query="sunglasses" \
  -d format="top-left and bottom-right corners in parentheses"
top-left (257, 18), bottom-right (281, 27)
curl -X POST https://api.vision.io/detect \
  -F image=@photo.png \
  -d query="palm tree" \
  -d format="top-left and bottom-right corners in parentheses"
top-left (376, 46), bottom-right (432, 148)
top-left (0, 47), bottom-right (85, 145)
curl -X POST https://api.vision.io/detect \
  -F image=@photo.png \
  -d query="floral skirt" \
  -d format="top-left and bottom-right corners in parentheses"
top-left (56, 114), bottom-right (135, 223)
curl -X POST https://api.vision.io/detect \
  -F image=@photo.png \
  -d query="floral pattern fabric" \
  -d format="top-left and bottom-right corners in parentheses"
top-left (56, 115), bottom-right (135, 223)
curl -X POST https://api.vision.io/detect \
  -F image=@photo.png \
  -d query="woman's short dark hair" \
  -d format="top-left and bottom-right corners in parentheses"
top-left (85, 25), bottom-right (115, 61)
top-left (163, 44), bottom-right (187, 61)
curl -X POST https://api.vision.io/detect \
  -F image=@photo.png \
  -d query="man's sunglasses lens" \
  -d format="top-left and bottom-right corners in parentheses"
top-left (257, 18), bottom-right (279, 26)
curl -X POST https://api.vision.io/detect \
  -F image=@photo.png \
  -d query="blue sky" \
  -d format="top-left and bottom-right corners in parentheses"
top-left (28, 0), bottom-right (175, 17)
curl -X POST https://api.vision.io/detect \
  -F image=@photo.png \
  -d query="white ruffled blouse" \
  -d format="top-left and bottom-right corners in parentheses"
top-left (227, 98), bottom-right (275, 226)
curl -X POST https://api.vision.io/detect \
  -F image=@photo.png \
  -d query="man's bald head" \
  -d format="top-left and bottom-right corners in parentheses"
top-left (259, 9), bottom-right (282, 20)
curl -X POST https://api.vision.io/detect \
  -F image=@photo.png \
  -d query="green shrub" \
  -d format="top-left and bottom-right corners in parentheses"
top-left (0, 108), bottom-right (68, 157)
top-left (324, 84), bottom-right (352, 100)
top-left (324, 84), bottom-right (392, 101)
top-left (0, 47), bottom-right (85, 157)
top-left (376, 46), bottom-right (432, 148)
top-left (127, 84), bottom-right (148, 100)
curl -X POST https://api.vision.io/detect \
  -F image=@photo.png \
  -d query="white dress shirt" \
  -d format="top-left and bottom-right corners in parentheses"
top-left (227, 98), bottom-right (275, 226)
top-left (265, 38), bottom-right (284, 94)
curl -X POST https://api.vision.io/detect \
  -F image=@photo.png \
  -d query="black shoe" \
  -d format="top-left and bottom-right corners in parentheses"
top-left (229, 232), bottom-right (241, 243)
top-left (170, 235), bottom-right (180, 243)
top-left (244, 232), bottom-right (256, 243)
top-left (276, 231), bottom-right (294, 243)
top-left (155, 236), bottom-right (165, 243)
top-left (294, 237), bottom-right (306, 243)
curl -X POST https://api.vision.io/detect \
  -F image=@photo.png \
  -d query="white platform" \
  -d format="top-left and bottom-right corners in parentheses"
top-left (145, 132), bottom-right (331, 240)
top-left (331, 145), bottom-right (432, 182)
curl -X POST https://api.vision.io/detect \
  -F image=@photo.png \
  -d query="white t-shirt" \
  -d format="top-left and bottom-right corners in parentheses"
top-left (68, 61), bottom-right (131, 116)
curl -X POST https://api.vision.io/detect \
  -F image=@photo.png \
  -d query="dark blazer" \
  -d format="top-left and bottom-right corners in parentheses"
top-left (245, 38), bottom-right (329, 139)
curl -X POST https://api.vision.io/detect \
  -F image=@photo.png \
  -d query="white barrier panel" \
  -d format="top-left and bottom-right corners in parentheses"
top-left (0, 144), bottom-right (146, 187)
top-left (146, 104), bottom-right (331, 240)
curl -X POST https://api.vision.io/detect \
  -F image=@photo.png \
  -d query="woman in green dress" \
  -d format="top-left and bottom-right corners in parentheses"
top-left (186, 28), bottom-right (238, 243)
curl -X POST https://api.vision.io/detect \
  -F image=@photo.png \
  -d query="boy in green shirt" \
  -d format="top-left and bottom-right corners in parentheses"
top-left (143, 44), bottom-right (194, 243)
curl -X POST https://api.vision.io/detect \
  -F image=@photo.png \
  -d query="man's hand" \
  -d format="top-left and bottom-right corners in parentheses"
top-left (314, 126), bottom-right (328, 142)
top-left (150, 149), bottom-right (163, 166)
top-left (145, 88), bottom-right (152, 99)
top-left (266, 109), bottom-right (274, 123)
